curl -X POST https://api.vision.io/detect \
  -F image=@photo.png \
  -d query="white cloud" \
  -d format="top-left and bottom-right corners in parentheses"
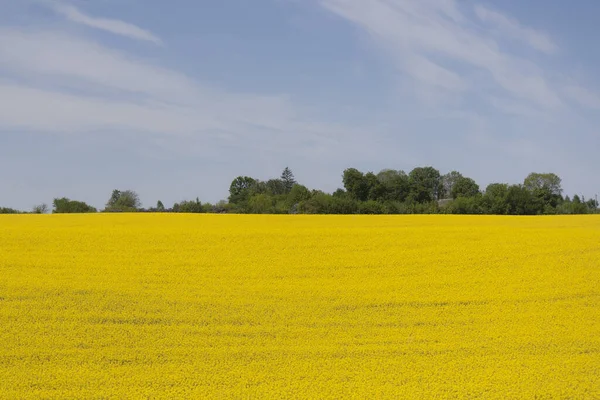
top-left (0, 27), bottom-right (373, 163)
top-left (402, 54), bottom-right (466, 91)
top-left (474, 5), bottom-right (558, 55)
top-left (319, 0), bottom-right (561, 109)
top-left (563, 85), bottom-right (600, 110)
top-left (52, 2), bottom-right (163, 45)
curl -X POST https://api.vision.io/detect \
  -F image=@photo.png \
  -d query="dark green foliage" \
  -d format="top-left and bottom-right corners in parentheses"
top-left (329, 197), bottom-right (359, 214)
top-left (451, 177), bottom-right (480, 199)
top-left (332, 188), bottom-right (348, 198)
top-left (358, 200), bottom-right (386, 214)
top-left (408, 167), bottom-right (442, 203)
top-left (228, 176), bottom-right (257, 206)
top-left (523, 173), bottom-right (562, 196)
top-left (104, 190), bottom-right (141, 212)
top-left (481, 183), bottom-right (509, 214)
top-left (173, 198), bottom-right (203, 213)
top-left (18, 168), bottom-right (597, 216)
top-left (32, 204), bottom-right (49, 214)
top-left (441, 171), bottom-right (463, 199)
top-left (342, 168), bottom-right (370, 201)
top-left (365, 172), bottom-right (386, 201)
top-left (53, 198), bottom-right (97, 213)
top-left (213, 200), bottom-right (233, 213)
top-left (0, 207), bottom-right (21, 214)
top-left (297, 193), bottom-right (359, 214)
top-left (280, 167), bottom-right (296, 193)
top-left (266, 179), bottom-right (287, 196)
top-left (445, 196), bottom-right (484, 214)
top-left (376, 169), bottom-right (410, 202)
top-left (248, 194), bottom-right (274, 214)
top-left (505, 185), bottom-right (538, 215)
top-left (297, 193), bottom-right (333, 214)
top-left (557, 195), bottom-right (594, 214)
top-left (287, 184), bottom-right (312, 210)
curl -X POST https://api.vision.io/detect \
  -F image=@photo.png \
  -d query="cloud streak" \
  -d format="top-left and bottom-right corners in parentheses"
top-left (52, 3), bottom-right (163, 45)
top-left (319, 0), bottom-right (561, 109)
top-left (474, 5), bottom-right (558, 55)
top-left (0, 27), bottom-right (370, 163)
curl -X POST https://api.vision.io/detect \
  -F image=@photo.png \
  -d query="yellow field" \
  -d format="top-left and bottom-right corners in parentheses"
top-left (0, 214), bottom-right (598, 399)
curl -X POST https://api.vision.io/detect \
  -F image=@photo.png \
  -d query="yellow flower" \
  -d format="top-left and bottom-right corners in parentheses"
top-left (0, 214), bottom-right (598, 399)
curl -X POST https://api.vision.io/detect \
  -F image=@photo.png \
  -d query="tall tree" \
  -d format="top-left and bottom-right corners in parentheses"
top-left (281, 167), bottom-right (296, 193)
top-left (482, 183), bottom-right (509, 214)
top-left (32, 204), bottom-right (49, 214)
top-left (342, 168), bottom-right (370, 201)
top-left (105, 190), bottom-right (141, 212)
top-left (228, 176), bottom-right (257, 205)
top-left (505, 185), bottom-right (537, 215)
top-left (524, 173), bottom-right (563, 210)
top-left (365, 172), bottom-right (386, 201)
top-left (376, 169), bottom-right (409, 202)
top-left (442, 171), bottom-right (464, 199)
top-left (266, 179), bottom-right (287, 196)
top-left (451, 177), bottom-right (480, 199)
top-left (408, 166), bottom-right (442, 203)
top-left (523, 173), bottom-right (562, 196)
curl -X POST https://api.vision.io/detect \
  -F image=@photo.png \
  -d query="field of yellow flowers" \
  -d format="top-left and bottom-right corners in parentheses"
top-left (0, 214), bottom-right (598, 398)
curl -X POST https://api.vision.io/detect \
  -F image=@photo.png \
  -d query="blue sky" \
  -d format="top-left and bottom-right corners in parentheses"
top-left (1, 0), bottom-right (599, 210)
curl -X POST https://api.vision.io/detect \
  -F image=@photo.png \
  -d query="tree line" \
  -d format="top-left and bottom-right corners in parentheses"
top-left (1, 167), bottom-right (598, 215)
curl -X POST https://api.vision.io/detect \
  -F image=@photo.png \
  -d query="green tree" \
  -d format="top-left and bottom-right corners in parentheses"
top-left (505, 185), bottom-right (537, 215)
top-left (214, 200), bottom-right (233, 213)
top-left (523, 173), bottom-right (563, 211)
top-left (441, 171), bottom-right (463, 199)
top-left (332, 188), bottom-right (348, 198)
top-left (558, 195), bottom-right (588, 214)
top-left (482, 183), bottom-right (509, 214)
top-left (156, 201), bottom-right (165, 212)
top-left (329, 196), bottom-right (358, 214)
top-left (376, 169), bottom-right (409, 202)
top-left (0, 207), bottom-right (21, 214)
top-left (281, 167), bottom-right (296, 193)
top-left (445, 196), bottom-right (484, 214)
top-left (408, 166), bottom-right (442, 203)
top-left (266, 179), bottom-right (287, 196)
top-left (174, 198), bottom-right (203, 213)
top-left (53, 198), bottom-right (97, 213)
top-left (523, 173), bottom-right (562, 196)
top-left (342, 168), bottom-right (369, 201)
top-left (451, 177), bottom-right (480, 199)
top-left (358, 200), bottom-right (386, 214)
top-left (586, 197), bottom-right (599, 211)
top-left (105, 190), bottom-right (141, 212)
top-left (248, 193), bottom-right (274, 214)
top-left (32, 204), bottom-right (49, 214)
top-left (286, 184), bottom-right (312, 210)
top-left (298, 192), bottom-right (333, 214)
top-left (228, 176), bottom-right (257, 206)
top-left (365, 172), bottom-right (387, 201)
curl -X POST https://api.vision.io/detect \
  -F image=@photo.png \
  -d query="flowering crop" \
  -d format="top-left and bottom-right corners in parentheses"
top-left (0, 214), bottom-right (598, 398)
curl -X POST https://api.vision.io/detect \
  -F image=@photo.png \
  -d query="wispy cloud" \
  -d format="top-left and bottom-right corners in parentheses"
top-left (319, 0), bottom-right (561, 109)
top-left (563, 85), bottom-right (600, 110)
top-left (52, 2), bottom-right (163, 45)
top-left (0, 27), bottom-right (370, 161)
top-left (474, 5), bottom-right (558, 55)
